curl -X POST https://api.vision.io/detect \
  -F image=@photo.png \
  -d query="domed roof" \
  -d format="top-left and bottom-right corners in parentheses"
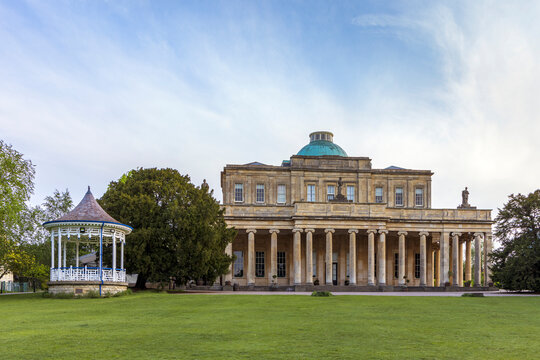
top-left (297, 131), bottom-right (348, 157)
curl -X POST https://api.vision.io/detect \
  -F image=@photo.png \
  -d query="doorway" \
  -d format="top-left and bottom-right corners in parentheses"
top-left (332, 262), bottom-right (338, 285)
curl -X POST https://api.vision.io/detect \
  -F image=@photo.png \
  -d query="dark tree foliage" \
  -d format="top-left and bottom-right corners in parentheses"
top-left (99, 168), bottom-right (235, 288)
top-left (491, 190), bottom-right (540, 292)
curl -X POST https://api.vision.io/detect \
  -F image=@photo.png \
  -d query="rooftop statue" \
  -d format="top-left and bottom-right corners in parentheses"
top-left (458, 187), bottom-right (476, 209)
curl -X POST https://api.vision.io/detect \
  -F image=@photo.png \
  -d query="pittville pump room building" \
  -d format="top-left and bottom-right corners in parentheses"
top-left (221, 131), bottom-right (493, 289)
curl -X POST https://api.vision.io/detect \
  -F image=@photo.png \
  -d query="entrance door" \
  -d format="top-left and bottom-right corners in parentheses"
top-left (332, 262), bottom-right (338, 285)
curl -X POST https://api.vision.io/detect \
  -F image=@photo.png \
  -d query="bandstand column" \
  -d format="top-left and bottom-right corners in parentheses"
top-left (76, 238), bottom-right (79, 267)
top-left (51, 232), bottom-right (55, 269)
top-left (325, 229), bottom-right (334, 285)
top-left (419, 231), bottom-right (429, 286)
top-left (458, 240), bottom-right (464, 286)
top-left (474, 233), bottom-right (482, 286)
top-left (378, 230), bottom-right (388, 285)
top-left (63, 239), bottom-right (66, 268)
top-left (293, 228), bottom-right (302, 285)
top-left (465, 239), bottom-right (472, 282)
top-left (269, 229), bottom-right (279, 283)
top-left (451, 233), bottom-right (461, 286)
top-left (112, 234), bottom-right (117, 280)
top-left (348, 230), bottom-right (358, 285)
top-left (121, 240), bottom-right (124, 270)
top-left (367, 230), bottom-right (376, 286)
top-left (397, 231), bottom-right (407, 286)
top-left (305, 229), bottom-right (314, 284)
top-left (57, 229), bottom-right (62, 270)
top-left (247, 229), bottom-right (256, 285)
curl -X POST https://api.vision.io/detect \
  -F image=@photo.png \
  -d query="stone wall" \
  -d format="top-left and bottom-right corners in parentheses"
top-left (48, 281), bottom-right (128, 296)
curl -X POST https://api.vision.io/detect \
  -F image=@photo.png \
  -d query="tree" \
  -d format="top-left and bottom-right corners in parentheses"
top-left (99, 168), bottom-right (236, 288)
top-left (491, 190), bottom-right (540, 292)
top-left (0, 140), bottom-right (35, 278)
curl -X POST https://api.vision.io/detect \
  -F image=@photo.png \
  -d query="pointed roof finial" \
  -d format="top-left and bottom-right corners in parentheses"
top-left (87, 185), bottom-right (91, 193)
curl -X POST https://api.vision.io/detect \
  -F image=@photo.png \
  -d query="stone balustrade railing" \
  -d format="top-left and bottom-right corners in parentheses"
top-left (50, 267), bottom-right (126, 282)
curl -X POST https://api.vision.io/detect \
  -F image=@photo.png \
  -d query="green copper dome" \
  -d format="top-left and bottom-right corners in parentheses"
top-left (297, 131), bottom-right (348, 157)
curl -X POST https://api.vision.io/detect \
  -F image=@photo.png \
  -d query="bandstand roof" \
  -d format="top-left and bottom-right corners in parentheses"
top-left (43, 187), bottom-right (131, 231)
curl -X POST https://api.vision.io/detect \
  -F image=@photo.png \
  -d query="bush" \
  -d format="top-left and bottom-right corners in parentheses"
top-left (461, 293), bottom-right (484, 297)
top-left (311, 291), bottom-right (333, 297)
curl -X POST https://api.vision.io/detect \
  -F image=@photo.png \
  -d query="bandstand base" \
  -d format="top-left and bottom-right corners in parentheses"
top-left (48, 281), bottom-right (128, 296)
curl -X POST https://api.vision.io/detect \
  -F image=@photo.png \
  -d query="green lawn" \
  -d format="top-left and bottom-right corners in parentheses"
top-left (1, 292), bottom-right (539, 359)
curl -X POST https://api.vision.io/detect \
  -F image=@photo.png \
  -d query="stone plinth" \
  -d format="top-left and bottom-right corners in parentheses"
top-left (48, 281), bottom-right (128, 296)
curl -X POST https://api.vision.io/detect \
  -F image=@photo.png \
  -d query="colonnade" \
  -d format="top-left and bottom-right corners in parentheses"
top-left (225, 229), bottom-right (492, 287)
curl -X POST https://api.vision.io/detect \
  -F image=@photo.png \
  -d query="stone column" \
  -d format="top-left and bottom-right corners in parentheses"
top-left (458, 240), bottom-right (464, 286)
top-left (378, 230), bottom-right (388, 285)
top-left (305, 229), bottom-right (314, 284)
top-left (325, 229), bottom-right (334, 285)
top-left (397, 231), bottom-right (407, 285)
top-left (465, 239), bottom-right (472, 282)
top-left (224, 242), bottom-right (233, 283)
top-left (292, 228), bottom-right (303, 285)
top-left (419, 231), bottom-right (429, 286)
top-left (451, 233), bottom-right (461, 286)
top-left (440, 232), bottom-right (450, 286)
top-left (435, 248), bottom-right (440, 286)
top-left (484, 232), bottom-right (492, 286)
top-left (474, 232), bottom-right (482, 286)
top-left (348, 230), bottom-right (358, 285)
top-left (269, 229), bottom-right (279, 283)
top-left (247, 229), bottom-right (256, 285)
top-left (367, 230), bottom-right (376, 286)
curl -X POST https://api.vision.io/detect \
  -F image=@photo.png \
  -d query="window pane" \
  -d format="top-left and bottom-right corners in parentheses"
top-left (307, 185), bottom-right (316, 202)
top-left (415, 253), bottom-right (420, 278)
top-left (234, 184), bottom-right (243, 202)
top-left (347, 186), bottom-right (354, 201)
top-left (277, 251), bottom-right (286, 277)
top-left (277, 185), bottom-right (286, 203)
top-left (395, 187), bottom-right (403, 206)
top-left (256, 251), bottom-right (265, 277)
top-left (312, 251), bottom-right (317, 277)
top-left (327, 185), bottom-right (335, 201)
top-left (415, 188), bottom-right (424, 206)
top-left (375, 187), bottom-right (383, 203)
top-left (256, 184), bottom-right (265, 203)
top-left (233, 251), bottom-right (243, 277)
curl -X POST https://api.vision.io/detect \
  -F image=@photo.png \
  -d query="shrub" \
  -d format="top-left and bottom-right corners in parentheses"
top-left (461, 293), bottom-right (484, 297)
top-left (311, 291), bottom-right (333, 297)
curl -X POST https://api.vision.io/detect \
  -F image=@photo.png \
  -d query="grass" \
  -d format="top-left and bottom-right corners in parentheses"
top-left (1, 292), bottom-right (539, 359)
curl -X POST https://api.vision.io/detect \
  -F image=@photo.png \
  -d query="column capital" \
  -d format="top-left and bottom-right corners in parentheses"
top-left (269, 229), bottom-right (280, 234)
top-left (304, 228), bottom-right (315, 233)
top-left (324, 228), bottom-right (335, 234)
top-left (473, 232), bottom-right (484, 238)
top-left (419, 231), bottom-right (429, 237)
top-left (292, 228), bottom-right (303, 233)
top-left (397, 231), bottom-right (408, 236)
top-left (378, 229), bottom-right (388, 234)
top-left (366, 229), bottom-right (377, 235)
top-left (451, 232), bottom-right (462, 237)
top-left (246, 228), bottom-right (257, 234)
top-left (348, 229), bottom-right (359, 234)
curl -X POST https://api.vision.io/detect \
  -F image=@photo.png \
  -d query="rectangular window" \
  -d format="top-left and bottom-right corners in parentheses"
top-left (347, 254), bottom-right (350, 277)
top-left (374, 253), bottom-right (377, 278)
top-left (312, 251), bottom-right (317, 277)
top-left (395, 187), bottom-right (403, 206)
top-left (277, 251), bottom-right (286, 277)
top-left (234, 183), bottom-right (243, 202)
top-left (256, 184), bottom-right (265, 203)
top-left (375, 187), bottom-right (383, 203)
top-left (394, 253), bottom-right (399, 278)
top-left (307, 184), bottom-right (316, 202)
top-left (277, 185), bottom-right (286, 204)
top-left (347, 185), bottom-right (355, 201)
top-left (233, 251), bottom-right (243, 277)
top-left (327, 185), bottom-right (335, 201)
top-left (256, 251), bottom-right (265, 277)
top-left (414, 253), bottom-right (420, 279)
top-left (415, 188), bottom-right (424, 207)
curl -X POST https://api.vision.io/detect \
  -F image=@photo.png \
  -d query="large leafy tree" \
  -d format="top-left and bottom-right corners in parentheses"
top-left (491, 190), bottom-right (540, 292)
top-left (99, 168), bottom-right (235, 288)
top-left (0, 140), bottom-right (35, 278)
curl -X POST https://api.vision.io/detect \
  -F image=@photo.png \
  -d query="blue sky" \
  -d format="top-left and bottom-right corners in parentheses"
top-left (1, 1), bottom-right (539, 214)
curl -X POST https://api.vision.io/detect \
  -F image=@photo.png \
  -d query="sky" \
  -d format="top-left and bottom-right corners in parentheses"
top-left (1, 0), bottom-right (539, 216)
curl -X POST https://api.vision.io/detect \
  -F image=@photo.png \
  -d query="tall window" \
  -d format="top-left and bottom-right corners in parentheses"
top-left (233, 251), bottom-right (243, 277)
top-left (256, 251), bottom-right (265, 277)
top-left (374, 253), bottom-right (377, 278)
top-left (307, 184), bottom-right (316, 202)
top-left (256, 184), bottom-right (265, 203)
top-left (414, 253), bottom-right (420, 278)
top-left (415, 188), bottom-right (424, 207)
top-left (375, 187), bottom-right (383, 203)
top-left (277, 251), bottom-right (286, 277)
top-left (394, 253), bottom-right (399, 278)
top-left (347, 185), bottom-right (355, 201)
top-left (395, 187), bottom-right (403, 206)
top-left (312, 251), bottom-right (317, 277)
top-left (234, 183), bottom-right (243, 202)
top-left (327, 185), bottom-right (335, 201)
top-left (277, 185), bottom-right (286, 204)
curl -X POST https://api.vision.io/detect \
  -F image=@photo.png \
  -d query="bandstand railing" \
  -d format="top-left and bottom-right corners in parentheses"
top-left (50, 267), bottom-right (126, 282)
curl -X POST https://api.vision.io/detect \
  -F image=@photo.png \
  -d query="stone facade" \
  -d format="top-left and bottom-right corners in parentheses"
top-left (48, 281), bottom-right (128, 296)
top-left (221, 131), bottom-right (493, 288)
